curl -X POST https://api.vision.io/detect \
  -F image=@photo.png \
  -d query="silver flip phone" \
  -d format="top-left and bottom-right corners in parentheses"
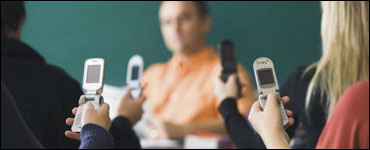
top-left (126, 55), bottom-right (144, 99)
top-left (253, 57), bottom-right (288, 128)
top-left (71, 58), bottom-right (105, 132)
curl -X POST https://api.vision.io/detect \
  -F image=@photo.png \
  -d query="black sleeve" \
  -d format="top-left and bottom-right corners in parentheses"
top-left (219, 98), bottom-right (266, 149)
top-left (109, 116), bottom-right (141, 149)
top-left (1, 82), bottom-right (43, 149)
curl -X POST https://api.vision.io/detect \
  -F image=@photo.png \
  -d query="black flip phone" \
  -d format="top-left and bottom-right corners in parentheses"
top-left (218, 40), bottom-right (242, 98)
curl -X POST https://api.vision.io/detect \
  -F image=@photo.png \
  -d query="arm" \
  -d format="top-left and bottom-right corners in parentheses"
top-left (109, 116), bottom-right (141, 149)
top-left (214, 75), bottom-right (265, 149)
top-left (234, 64), bottom-right (256, 116)
top-left (184, 65), bottom-right (257, 136)
top-left (248, 94), bottom-right (293, 149)
top-left (261, 130), bottom-right (291, 149)
top-left (79, 103), bottom-right (113, 149)
top-left (1, 82), bottom-right (43, 149)
top-left (65, 92), bottom-right (145, 149)
top-left (219, 98), bottom-right (265, 149)
top-left (110, 91), bottom-right (145, 148)
top-left (214, 75), bottom-right (294, 149)
top-left (79, 124), bottom-right (114, 149)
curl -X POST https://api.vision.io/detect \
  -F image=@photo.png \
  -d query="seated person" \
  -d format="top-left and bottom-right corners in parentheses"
top-left (247, 1), bottom-right (369, 148)
top-left (1, 80), bottom-right (145, 149)
top-left (1, 1), bottom-right (82, 148)
top-left (1, 81), bottom-right (112, 149)
top-left (142, 1), bottom-right (256, 140)
top-left (248, 80), bottom-right (369, 149)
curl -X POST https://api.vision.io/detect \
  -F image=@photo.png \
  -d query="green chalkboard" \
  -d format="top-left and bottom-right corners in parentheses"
top-left (22, 1), bottom-right (321, 87)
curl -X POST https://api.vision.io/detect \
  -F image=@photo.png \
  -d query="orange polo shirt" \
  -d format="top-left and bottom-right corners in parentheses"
top-left (142, 46), bottom-right (256, 125)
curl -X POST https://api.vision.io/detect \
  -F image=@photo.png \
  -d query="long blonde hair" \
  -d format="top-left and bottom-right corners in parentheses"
top-left (305, 1), bottom-right (369, 119)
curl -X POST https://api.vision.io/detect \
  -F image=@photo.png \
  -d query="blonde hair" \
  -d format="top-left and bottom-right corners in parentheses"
top-left (305, 1), bottom-right (369, 119)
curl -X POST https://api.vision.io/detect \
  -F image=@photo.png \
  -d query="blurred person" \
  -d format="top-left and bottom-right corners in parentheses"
top-left (1, 1), bottom-right (83, 148)
top-left (141, 1), bottom-right (256, 140)
top-left (214, 1), bottom-right (369, 149)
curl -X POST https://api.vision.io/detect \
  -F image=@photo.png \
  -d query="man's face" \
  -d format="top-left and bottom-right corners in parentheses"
top-left (159, 1), bottom-right (210, 53)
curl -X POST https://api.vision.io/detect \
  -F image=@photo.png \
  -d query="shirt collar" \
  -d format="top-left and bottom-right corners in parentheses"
top-left (168, 46), bottom-right (217, 74)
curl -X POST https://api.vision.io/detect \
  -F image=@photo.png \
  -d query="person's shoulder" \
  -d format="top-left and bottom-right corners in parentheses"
top-left (336, 80), bottom-right (369, 111)
top-left (291, 65), bottom-right (313, 79)
top-left (144, 63), bottom-right (167, 75)
top-left (284, 65), bottom-right (314, 85)
top-left (32, 63), bottom-right (81, 89)
top-left (280, 65), bottom-right (313, 101)
top-left (344, 80), bottom-right (369, 96)
top-left (39, 63), bottom-right (75, 79)
top-left (3, 56), bottom-right (73, 80)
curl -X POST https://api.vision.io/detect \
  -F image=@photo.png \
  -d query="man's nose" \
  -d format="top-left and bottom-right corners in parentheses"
top-left (174, 20), bottom-right (181, 34)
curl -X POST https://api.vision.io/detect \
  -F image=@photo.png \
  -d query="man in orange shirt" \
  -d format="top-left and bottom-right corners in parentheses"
top-left (142, 1), bottom-right (256, 140)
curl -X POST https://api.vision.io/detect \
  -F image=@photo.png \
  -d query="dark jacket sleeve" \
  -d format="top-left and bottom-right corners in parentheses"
top-left (109, 116), bottom-right (141, 149)
top-left (219, 98), bottom-right (266, 149)
top-left (79, 124), bottom-right (114, 149)
top-left (1, 82), bottom-right (43, 149)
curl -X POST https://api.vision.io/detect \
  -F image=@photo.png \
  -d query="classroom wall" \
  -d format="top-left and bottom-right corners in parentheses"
top-left (22, 1), bottom-right (322, 87)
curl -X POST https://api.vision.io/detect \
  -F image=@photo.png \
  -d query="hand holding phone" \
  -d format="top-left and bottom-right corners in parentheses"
top-left (72, 58), bottom-right (105, 132)
top-left (126, 55), bottom-right (144, 99)
top-left (218, 40), bottom-right (242, 98)
top-left (253, 57), bottom-right (288, 127)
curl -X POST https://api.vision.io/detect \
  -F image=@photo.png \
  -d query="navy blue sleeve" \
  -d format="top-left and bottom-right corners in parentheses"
top-left (79, 124), bottom-right (114, 149)
top-left (219, 98), bottom-right (266, 149)
top-left (1, 82), bottom-right (43, 149)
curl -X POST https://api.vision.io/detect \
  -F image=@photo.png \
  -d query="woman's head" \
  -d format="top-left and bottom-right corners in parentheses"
top-left (306, 1), bottom-right (369, 118)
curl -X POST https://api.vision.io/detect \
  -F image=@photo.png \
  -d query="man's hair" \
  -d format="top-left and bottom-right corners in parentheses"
top-left (192, 1), bottom-right (209, 17)
top-left (1, 1), bottom-right (25, 31)
top-left (161, 1), bottom-right (209, 18)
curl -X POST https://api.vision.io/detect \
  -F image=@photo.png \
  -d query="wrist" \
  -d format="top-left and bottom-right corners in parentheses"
top-left (118, 112), bottom-right (135, 125)
top-left (261, 129), bottom-right (290, 149)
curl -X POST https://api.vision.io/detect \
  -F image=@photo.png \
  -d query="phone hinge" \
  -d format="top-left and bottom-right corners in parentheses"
top-left (85, 90), bottom-right (97, 100)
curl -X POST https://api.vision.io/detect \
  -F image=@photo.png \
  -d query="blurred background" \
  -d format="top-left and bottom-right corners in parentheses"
top-left (22, 1), bottom-right (322, 87)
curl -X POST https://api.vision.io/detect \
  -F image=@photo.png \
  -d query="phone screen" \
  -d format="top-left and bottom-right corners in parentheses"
top-left (131, 66), bottom-right (139, 80)
top-left (258, 69), bottom-right (275, 85)
top-left (86, 65), bottom-right (101, 83)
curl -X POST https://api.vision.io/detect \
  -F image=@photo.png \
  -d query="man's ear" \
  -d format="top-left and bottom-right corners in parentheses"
top-left (201, 15), bottom-right (212, 34)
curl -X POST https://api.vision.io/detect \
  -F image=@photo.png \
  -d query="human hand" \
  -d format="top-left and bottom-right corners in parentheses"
top-left (117, 90), bottom-right (146, 125)
top-left (65, 102), bottom-right (111, 140)
top-left (65, 107), bottom-right (81, 140)
top-left (248, 94), bottom-right (294, 149)
top-left (83, 102), bottom-right (111, 132)
top-left (214, 74), bottom-right (239, 102)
